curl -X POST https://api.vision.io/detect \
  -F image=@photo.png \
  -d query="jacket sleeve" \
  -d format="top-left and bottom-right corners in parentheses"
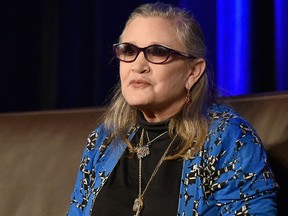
top-left (210, 116), bottom-right (278, 215)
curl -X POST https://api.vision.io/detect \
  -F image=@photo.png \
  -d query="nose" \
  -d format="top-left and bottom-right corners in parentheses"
top-left (131, 51), bottom-right (150, 73)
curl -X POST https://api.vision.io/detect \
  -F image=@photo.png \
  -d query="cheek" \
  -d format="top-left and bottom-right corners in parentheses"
top-left (161, 67), bottom-right (188, 88)
top-left (119, 64), bottom-right (131, 98)
top-left (158, 68), bottom-right (189, 96)
top-left (119, 64), bottom-right (129, 83)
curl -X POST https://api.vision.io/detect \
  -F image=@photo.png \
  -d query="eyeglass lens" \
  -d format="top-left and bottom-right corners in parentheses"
top-left (114, 43), bottom-right (171, 64)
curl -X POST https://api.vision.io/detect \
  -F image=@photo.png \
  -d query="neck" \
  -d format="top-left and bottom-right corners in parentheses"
top-left (140, 106), bottom-right (183, 123)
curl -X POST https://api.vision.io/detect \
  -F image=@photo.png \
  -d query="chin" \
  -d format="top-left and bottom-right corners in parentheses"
top-left (127, 101), bottom-right (148, 107)
top-left (126, 99), bottom-right (150, 109)
top-left (124, 95), bottom-right (150, 106)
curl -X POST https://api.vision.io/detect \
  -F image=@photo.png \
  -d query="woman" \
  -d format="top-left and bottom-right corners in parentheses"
top-left (67, 2), bottom-right (278, 216)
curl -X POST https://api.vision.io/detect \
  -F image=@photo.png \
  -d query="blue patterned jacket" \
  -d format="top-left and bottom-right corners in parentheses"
top-left (67, 104), bottom-right (278, 215)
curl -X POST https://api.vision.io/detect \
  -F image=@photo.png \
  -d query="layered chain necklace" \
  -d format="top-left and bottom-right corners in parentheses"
top-left (133, 128), bottom-right (177, 216)
top-left (135, 129), bottom-right (168, 159)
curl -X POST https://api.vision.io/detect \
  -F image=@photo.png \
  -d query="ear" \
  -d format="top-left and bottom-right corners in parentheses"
top-left (185, 58), bottom-right (206, 90)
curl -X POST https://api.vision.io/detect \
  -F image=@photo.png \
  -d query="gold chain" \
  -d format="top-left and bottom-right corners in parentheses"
top-left (135, 129), bottom-right (167, 159)
top-left (146, 130), bottom-right (168, 145)
top-left (133, 128), bottom-right (177, 216)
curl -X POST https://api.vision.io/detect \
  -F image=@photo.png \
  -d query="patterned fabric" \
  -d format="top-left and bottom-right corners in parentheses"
top-left (67, 104), bottom-right (278, 216)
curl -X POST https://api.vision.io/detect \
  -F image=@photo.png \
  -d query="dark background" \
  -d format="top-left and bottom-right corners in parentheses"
top-left (0, 0), bottom-right (286, 113)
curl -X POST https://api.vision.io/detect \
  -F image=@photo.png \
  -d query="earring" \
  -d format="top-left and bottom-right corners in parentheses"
top-left (185, 88), bottom-right (192, 104)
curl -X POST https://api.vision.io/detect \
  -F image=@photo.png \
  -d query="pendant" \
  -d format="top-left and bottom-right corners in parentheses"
top-left (136, 145), bottom-right (150, 159)
top-left (133, 196), bottom-right (143, 215)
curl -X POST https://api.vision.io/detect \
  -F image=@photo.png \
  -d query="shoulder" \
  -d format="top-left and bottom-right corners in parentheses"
top-left (85, 124), bottom-right (110, 152)
top-left (79, 124), bottom-right (113, 167)
top-left (207, 103), bottom-right (250, 130)
top-left (205, 103), bottom-right (264, 159)
top-left (207, 103), bottom-right (260, 142)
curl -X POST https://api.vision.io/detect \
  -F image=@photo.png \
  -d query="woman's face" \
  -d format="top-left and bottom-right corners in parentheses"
top-left (120, 16), bottom-right (203, 122)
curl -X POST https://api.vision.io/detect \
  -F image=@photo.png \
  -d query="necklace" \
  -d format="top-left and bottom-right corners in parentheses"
top-left (133, 128), bottom-right (177, 216)
top-left (135, 129), bottom-right (168, 159)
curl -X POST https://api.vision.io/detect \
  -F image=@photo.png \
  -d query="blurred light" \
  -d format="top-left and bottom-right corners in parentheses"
top-left (216, 0), bottom-right (251, 96)
top-left (275, 0), bottom-right (288, 90)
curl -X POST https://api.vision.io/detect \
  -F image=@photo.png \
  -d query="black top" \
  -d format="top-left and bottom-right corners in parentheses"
top-left (92, 115), bottom-right (183, 215)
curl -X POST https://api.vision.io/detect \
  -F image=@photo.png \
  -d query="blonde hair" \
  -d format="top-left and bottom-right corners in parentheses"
top-left (103, 2), bottom-right (214, 160)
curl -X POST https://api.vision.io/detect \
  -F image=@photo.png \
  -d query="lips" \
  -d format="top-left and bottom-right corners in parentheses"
top-left (129, 79), bottom-right (150, 88)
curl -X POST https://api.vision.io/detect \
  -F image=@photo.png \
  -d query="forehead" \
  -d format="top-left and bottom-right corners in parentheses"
top-left (121, 16), bottom-right (183, 48)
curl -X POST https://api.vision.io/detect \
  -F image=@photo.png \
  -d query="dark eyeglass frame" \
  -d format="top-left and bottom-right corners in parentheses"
top-left (113, 42), bottom-right (197, 64)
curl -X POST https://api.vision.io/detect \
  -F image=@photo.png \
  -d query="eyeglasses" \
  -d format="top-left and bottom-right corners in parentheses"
top-left (113, 43), bottom-right (196, 64)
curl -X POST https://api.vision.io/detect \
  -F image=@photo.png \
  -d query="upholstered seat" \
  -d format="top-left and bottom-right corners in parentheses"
top-left (0, 92), bottom-right (287, 216)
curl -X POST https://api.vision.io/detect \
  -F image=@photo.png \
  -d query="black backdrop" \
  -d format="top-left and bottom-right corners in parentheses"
top-left (0, 0), bottom-right (283, 112)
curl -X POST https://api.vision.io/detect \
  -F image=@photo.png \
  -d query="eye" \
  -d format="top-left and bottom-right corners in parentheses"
top-left (118, 44), bottom-right (137, 56)
top-left (147, 45), bottom-right (170, 57)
